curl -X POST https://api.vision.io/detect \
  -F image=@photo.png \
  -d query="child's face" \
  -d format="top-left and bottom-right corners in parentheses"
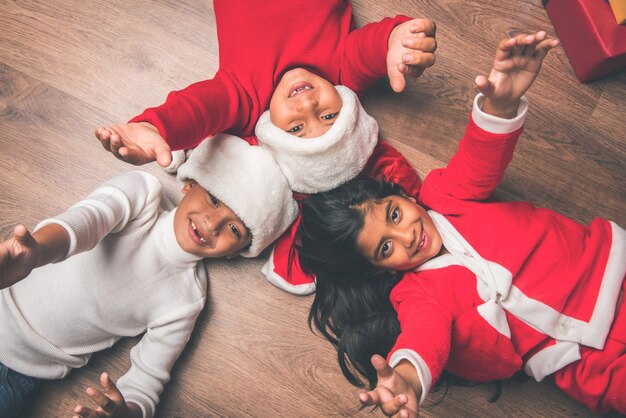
top-left (356, 195), bottom-right (442, 271)
top-left (269, 68), bottom-right (342, 138)
top-left (174, 181), bottom-right (252, 258)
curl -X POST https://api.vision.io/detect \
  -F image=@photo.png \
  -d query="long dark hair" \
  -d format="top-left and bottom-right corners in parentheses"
top-left (297, 178), bottom-right (512, 402)
top-left (296, 178), bottom-right (404, 388)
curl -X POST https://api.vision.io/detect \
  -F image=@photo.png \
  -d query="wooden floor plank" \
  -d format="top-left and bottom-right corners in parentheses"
top-left (1, 1), bottom-right (624, 417)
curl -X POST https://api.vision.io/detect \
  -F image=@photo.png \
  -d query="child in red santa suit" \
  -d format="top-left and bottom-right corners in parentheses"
top-left (296, 32), bottom-right (626, 416)
top-left (95, 0), bottom-right (434, 294)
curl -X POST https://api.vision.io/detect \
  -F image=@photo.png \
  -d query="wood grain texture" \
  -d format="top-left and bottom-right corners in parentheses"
top-left (0, 0), bottom-right (624, 417)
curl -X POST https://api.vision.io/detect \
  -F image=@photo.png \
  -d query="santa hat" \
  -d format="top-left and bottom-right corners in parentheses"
top-left (177, 135), bottom-right (298, 258)
top-left (254, 85), bottom-right (378, 194)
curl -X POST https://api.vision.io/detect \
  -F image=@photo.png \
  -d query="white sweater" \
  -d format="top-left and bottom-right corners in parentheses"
top-left (0, 171), bottom-right (207, 418)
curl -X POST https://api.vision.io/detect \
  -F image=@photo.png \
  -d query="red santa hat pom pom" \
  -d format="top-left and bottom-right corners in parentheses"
top-left (177, 135), bottom-right (298, 258)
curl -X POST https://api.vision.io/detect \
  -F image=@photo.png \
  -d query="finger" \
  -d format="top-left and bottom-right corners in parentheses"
top-left (399, 64), bottom-right (425, 80)
top-left (523, 31), bottom-right (546, 57)
top-left (95, 128), bottom-right (112, 151)
top-left (494, 37), bottom-right (517, 61)
top-left (371, 354), bottom-right (395, 379)
top-left (154, 144), bottom-right (173, 168)
top-left (533, 37), bottom-right (559, 60)
top-left (388, 70), bottom-right (407, 93)
top-left (13, 225), bottom-right (36, 248)
top-left (512, 33), bottom-right (535, 57)
top-left (380, 397), bottom-right (405, 416)
top-left (86, 385), bottom-right (115, 413)
top-left (410, 19), bottom-right (436, 36)
top-left (109, 131), bottom-right (123, 154)
top-left (73, 404), bottom-right (94, 418)
top-left (99, 372), bottom-right (123, 402)
top-left (402, 51), bottom-right (435, 68)
top-left (359, 390), bottom-right (383, 406)
top-left (402, 36), bottom-right (437, 53)
top-left (474, 74), bottom-right (494, 97)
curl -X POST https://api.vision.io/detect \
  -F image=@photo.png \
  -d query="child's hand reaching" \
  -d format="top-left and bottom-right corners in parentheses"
top-left (359, 355), bottom-right (420, 418)
top-left (95, 122), bottom-right (173, 167)
top-left (387, 18), bottom-right (437, 93)
top-left (0, 225), bottom-right (42, 289)
top-left (73, 373), bottom-right (142, 418)
top-left (476, 31), bottom-right (559, 118)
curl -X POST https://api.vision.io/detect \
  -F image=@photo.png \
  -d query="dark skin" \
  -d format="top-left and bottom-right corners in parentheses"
top-left (73, 373), bottom-right (142, 418)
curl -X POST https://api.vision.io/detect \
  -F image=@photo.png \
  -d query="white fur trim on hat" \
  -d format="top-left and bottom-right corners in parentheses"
top-left (177, 135), bottom-right (298, 258)
top-left (254, 85), bottom-right (378, 193)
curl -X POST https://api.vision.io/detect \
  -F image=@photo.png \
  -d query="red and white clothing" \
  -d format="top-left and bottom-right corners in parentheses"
top-left (387, 95), bottom-right (626, 413)
top-left (131, 0), bottom-right (421, 293)
top-left (131, 0), bottom-right (409, 149)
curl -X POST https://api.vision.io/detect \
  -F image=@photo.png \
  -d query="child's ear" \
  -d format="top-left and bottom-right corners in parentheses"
top-left (408, 196), bottom-right (416, 203)
top-left (181, 180), bottom-right (197, 194)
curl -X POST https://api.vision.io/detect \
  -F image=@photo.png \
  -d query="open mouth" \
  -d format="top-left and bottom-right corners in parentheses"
top-left (416, 229), bottom-right (426, 253)
top-left (190, 220), bottom-right (208, 245)
top-left (413, 221), bottom-right (426, 256)
top-left (289, 81), bottom-right (314, 98)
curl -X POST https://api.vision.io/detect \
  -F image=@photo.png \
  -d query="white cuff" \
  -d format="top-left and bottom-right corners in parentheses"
top-left (472, 94), bottom-right (528, 134)
top-left (389, 349), bottom-right (431, 404)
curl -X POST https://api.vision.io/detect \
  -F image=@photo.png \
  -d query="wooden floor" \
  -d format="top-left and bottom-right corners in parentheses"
top-left (1, 0), bottom-right (624, 417)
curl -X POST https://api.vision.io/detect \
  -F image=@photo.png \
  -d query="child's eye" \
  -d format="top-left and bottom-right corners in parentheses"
top-left (229, 223), bottom-right (241, 239)
top-left (382, 242), bottom-right (393, 258)
top-left (321, 112), bottom-right (339, 121)
top-left (208, 193), bottom-right (219, 206)
top-left (287, 124), bottom-right (303, 133)
top-left (391, 207), bottom-right (400, 223)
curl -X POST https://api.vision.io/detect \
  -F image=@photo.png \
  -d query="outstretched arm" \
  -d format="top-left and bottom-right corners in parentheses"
top-left (420, 31), bottom-right (560, 205)
top-left (475, 31), bottom-right (559, 118)
top-left (72, 373), bottom-right (142, 418)
top-left (0, 223), bottom-right (69, 289)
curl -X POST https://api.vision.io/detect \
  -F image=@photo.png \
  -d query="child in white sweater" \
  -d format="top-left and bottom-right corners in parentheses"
top-left (0, 135), bottom-right (298, 418)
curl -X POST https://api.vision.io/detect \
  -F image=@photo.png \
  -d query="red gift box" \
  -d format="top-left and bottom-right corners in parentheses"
top-left (543, 0), bottom-right (626, 82)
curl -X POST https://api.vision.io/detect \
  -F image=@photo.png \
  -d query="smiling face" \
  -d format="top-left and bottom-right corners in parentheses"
top-left (356, 195), bottom-right (443, 271)
top-left (173, 180), bottom-right (252, 258)
top-left (269, 68), bottom-right (343, 138)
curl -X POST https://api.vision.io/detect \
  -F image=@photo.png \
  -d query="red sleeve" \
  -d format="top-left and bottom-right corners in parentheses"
top-left (129, 70), bottom-right (251, 151)
top-left (420, 115), bottom-right (523, 208)
top-left (388, 273), bottom-right (452, 384)
top-left (340, 15), bottom-right (411, 94)
top-left (360, 141), bottom-right (422, 198)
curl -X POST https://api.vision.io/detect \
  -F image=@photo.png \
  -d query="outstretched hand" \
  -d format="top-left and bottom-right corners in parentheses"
top-left (359, 355), bottom-right (420, 418)
top-left (95, 122), bottom-right (172, 167)
top-left (73, 373), bottom-right (141, 418)
top-left (475, 31), bottom-right (559, 117)
top-left (387, 19), bottom-right (437, 93)
top-left (0, 225), bottom-right (41, 289)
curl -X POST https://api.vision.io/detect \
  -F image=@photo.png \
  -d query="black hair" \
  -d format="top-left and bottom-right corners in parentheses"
top-left (296, 177), bottom-right (404, 388)
top-left (297, 177), bottom-right (515, 402)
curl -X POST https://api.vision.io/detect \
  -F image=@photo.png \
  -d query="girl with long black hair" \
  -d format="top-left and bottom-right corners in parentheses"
top-left (297, 32), bottom-right (625, 417)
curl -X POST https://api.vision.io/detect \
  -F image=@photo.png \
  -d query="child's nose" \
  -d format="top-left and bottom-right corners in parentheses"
top-left (399, 227), bottom-right (415, 248)
top-left (296, 97), bottom-right (319, 113)
top-left (204, 214), bottom-right (224, 237)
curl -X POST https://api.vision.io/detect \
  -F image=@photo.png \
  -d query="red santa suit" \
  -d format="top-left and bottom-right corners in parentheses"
top-left (130, 0), bottom-right (421, 293)
top-left (131, 0), bottom-right (409, 148)
top-left (387, 95), bottom-right (626, 414)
